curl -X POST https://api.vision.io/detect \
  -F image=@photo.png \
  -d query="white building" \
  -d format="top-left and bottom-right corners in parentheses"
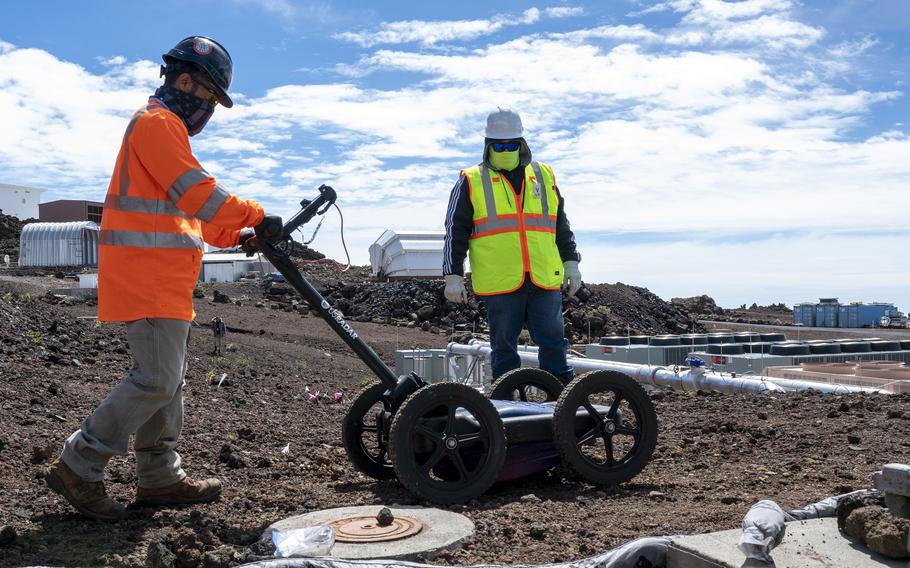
top-left (19, 222), bottom-right (100, 267)
top-left (369, 230), bottom-right (450, 280)
top-left (200, 252), bottom-right (275, 283)
top-left (0, 183), bottom-right (45, 220)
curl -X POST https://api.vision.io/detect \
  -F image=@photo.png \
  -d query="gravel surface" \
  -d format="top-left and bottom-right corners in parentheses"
top-left (1, 278), bottom-right (909, 567)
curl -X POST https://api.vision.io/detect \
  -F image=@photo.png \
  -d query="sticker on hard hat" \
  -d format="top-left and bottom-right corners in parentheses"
top-left (193, 39), bottom-right (213, 56)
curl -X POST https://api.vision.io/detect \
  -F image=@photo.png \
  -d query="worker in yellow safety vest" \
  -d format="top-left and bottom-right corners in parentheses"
top-left (443, 109), bottom-right (582, 384)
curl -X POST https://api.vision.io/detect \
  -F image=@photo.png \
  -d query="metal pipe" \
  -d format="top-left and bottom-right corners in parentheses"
top-left (447, 341), bottom-right (883, 395)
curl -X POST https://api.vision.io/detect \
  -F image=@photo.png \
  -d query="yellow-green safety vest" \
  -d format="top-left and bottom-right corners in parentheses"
top-left (463, 161), bottom-right (564, 295)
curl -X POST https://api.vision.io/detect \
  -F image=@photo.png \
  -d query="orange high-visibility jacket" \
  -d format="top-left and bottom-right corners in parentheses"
top-left (98, 99), bottom-right (264, 322)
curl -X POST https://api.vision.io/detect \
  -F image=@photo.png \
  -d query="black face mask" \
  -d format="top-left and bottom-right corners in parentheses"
top-left (153, 85), bottom-right (215, 136)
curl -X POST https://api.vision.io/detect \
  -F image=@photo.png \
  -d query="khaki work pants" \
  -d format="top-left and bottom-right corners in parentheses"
top-left (62, 318), bottom-right (190, 488)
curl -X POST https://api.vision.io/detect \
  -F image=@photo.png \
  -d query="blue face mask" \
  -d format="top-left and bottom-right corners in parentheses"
top-left (153, 85), bottom-right (215, 136)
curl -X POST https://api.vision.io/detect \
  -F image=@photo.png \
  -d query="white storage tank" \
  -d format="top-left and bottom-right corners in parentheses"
top-left (369, 230), bottom-right (451, 280)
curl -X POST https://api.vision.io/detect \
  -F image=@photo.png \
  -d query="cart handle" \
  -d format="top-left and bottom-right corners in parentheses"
top-left (282, 184), bottom-right (337, 238)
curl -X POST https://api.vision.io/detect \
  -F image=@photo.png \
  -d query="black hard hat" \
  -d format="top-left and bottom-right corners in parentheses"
top-left (162, 36), bottom-right (234, 108)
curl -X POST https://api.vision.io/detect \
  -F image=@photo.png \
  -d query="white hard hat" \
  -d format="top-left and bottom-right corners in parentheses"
top-left (485, 108), bottom-right (524, 139)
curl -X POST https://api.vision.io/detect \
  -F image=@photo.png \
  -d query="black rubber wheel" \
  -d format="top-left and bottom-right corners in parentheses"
top-left (553, 370), bottom-right (657, 485)
top-left (489, 368), bottom-right (565, 402)
top-left (342, 382), bottom-right (395, 480)
top-left (389, 383), bottom-right (506, 504)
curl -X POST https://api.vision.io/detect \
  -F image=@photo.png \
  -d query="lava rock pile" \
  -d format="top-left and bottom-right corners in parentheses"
top-left (0, 210), bottom-right (36, 261)
top-left (0, 291), bottom-right (121, 371)
top-left (234, 263), bottom-right (701, 342)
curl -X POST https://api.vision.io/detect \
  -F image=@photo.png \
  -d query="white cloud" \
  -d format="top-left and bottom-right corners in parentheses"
top-left (683, 0), bottom-right (794, 22)
top-left (708, 14), bottom-right (823, 48)
top-left (0, 4), bottom-right (907, 309)
top-left (335, 19), bottom-right (508, 47)
top-left (829, 35), bottom-right (879, 59)
top-left (335, 6), bottom-right (572, 47)
top-left (0, 47), bottom-right (159, 193)
top-left (622, 0), bottom-right (823, 49)
top-left (544, 6), bottom-right (584, 18)
top-left (98, 55), bottom-right (126, 66)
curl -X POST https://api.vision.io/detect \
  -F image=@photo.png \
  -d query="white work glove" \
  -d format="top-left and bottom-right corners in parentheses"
top-left (562, 261), bottom-right (582, 298)
top-left (444, 274), bottom-right (467, 304)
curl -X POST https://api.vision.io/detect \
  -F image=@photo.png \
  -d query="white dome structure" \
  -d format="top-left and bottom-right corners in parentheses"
top-left (19, 221), bottom-right (99, 267)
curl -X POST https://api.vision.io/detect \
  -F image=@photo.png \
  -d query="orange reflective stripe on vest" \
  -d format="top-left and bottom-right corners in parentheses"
top-left (464, 161), bottom-right (563, 295)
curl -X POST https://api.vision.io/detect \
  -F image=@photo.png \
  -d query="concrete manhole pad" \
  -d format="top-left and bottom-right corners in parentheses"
top-left (264, 505), bottom-right (475, 559)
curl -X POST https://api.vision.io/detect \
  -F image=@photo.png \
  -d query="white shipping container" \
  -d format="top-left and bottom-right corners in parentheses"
top-left (369, 229), bottom-right (453, 280)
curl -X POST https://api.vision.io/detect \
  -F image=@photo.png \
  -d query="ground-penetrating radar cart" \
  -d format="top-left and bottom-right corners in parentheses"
top-left (253, 185), bottom-right (658, 504)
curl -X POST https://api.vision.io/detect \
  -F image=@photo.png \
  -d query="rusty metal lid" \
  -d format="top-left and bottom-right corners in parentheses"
top-left (327, 515), bottom-right (423, 543)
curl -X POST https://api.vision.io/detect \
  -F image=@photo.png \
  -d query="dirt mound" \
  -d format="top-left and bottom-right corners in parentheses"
top-left (671, 294), bottom-right (793, 326)
top-left (564, 282), bottom-right (702, 340)
top-left (234, 267), bottom-right (700, 342)
top-left (0, 210), bottom-right (36, 261)
top-left (672, 294), bottom-right (724, 316)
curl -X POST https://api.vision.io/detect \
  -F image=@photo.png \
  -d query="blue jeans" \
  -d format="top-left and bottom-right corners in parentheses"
top-left (484, 281), bottom-right (573, 384)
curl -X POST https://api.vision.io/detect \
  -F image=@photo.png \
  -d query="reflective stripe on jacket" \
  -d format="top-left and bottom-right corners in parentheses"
top-left (98, 100), bottom-right (264, 322)
top-left (463, 161), bottom-right (563, 295)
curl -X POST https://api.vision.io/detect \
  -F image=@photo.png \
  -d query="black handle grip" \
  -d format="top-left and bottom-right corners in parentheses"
top-left (282, 185), bottom-right (337, 237)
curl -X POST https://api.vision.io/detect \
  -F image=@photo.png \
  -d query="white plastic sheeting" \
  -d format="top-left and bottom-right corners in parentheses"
top-left (369, 230), bottom-right (447, 280)
top-left (738, 490), bottom-right (875, 565)
top-left (19, 221), bottom-right (99, 267)
top-left (239, 536), bottom-right (670, 568)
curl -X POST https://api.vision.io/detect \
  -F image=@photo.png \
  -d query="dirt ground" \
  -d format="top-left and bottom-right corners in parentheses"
top-left (1, 277), bottom-right (909, 568)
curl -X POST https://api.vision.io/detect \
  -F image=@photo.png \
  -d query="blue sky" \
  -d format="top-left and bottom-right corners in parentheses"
top-left (1, 0), bottom-right (908, 309)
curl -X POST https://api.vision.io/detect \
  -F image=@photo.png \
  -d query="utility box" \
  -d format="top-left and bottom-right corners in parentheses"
top-left (793, 303), bottom-right (816, 327)
top-left (815, 303), bottom-right (839, 327)
top-left (394, 349), bottom-right (454, 383)
top-left (369, 230), bottom-right (447, 280)
top-left (838, 303), bottom-right (897, 328)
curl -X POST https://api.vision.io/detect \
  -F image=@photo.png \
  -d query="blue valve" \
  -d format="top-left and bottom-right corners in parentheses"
top-left (686, 357), bottom-right (706, 368)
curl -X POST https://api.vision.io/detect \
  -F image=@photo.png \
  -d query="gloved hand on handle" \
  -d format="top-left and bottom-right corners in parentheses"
top-left (444, 274), bottom-right (467, 304)
top-left (255, 214), bottom-right (284, 245)
top-left (239, 228), bottom-right (256, 255)
top-left (562, 260), bottom-right (582, 298)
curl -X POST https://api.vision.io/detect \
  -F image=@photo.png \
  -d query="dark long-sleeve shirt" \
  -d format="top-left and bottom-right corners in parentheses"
top-left (443, 172), bottom-right (581, 276)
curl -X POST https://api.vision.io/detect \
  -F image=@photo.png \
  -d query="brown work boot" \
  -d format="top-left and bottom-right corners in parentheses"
top-left (135, 477), bottom-right (222, 506)
top-left (44, 459), bottom-right (126, 521)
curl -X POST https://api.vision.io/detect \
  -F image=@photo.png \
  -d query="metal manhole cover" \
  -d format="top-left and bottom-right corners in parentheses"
top-left (327, 515), bottom-right (423, 543)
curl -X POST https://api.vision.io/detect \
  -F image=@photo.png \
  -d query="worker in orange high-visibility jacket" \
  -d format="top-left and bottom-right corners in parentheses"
top-left (45, 36), bottom-right (284, 521)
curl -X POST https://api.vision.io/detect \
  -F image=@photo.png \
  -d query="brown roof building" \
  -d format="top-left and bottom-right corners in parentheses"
top-left (39, 200), bottom-right (103, 224)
